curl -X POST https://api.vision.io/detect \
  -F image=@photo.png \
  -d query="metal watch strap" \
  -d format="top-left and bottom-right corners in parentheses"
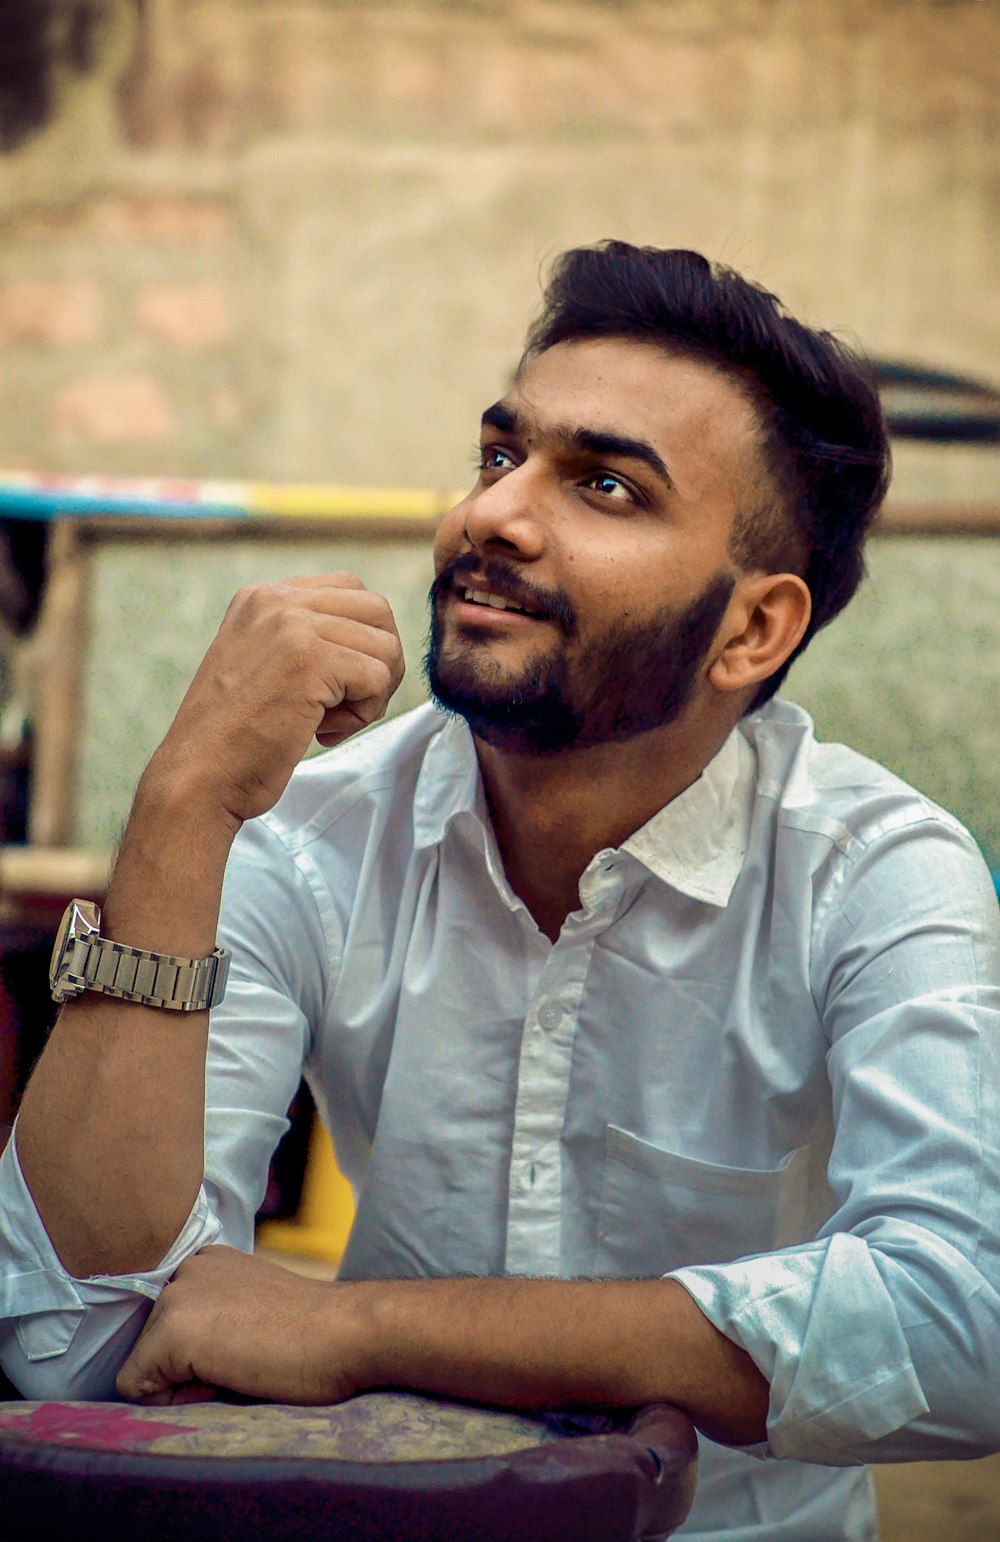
top-left (75, 937), bottom-right (230, 1012)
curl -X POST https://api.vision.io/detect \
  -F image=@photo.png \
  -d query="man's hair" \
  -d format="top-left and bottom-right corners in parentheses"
top-left (521, 242), bottom-right (891, 708)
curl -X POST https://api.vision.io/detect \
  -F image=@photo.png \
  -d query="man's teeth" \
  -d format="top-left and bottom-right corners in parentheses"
top-left (463, 588), bottom-right (526, 613)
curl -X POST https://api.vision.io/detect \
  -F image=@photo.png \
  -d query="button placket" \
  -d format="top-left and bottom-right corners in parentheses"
top-left (504, 941), bottom-right (593, 1277)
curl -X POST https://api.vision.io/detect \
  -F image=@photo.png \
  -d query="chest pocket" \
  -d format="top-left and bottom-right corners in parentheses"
top-left (594, 1124), bottom-right (813, 1278)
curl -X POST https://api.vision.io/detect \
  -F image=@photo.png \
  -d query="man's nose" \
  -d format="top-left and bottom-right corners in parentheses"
top-left (462, 463), bottom-right (548, 559)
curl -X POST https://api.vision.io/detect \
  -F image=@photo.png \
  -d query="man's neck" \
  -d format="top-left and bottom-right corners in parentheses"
top-left (474, 708), bottom-right (738, 942)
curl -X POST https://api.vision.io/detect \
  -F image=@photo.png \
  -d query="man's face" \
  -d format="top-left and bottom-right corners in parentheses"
top-left (426, 337), bottom-right (766, 755)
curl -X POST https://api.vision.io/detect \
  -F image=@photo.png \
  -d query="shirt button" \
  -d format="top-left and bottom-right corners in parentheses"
top-left (540, 1004), bottom-right (561, 1030)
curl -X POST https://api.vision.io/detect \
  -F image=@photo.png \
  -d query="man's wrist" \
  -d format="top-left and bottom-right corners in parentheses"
top-left (93, 753), bottom-right (242, 961)
top-left (325, 1281), bottom-right (389, 1398)
top-left (132, 748), bottom-right (246, 851)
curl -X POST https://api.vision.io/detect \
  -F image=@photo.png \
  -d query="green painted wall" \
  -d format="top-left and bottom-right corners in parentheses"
top-left (77, 532), bottom-right (999, 870)
top-left (78, 535), bottom-right (435, 849)
top-left (784, 536), bottom-right (999, 870)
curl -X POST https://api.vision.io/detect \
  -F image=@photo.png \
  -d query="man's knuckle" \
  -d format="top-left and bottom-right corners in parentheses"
top-left (372, 658), bottom-right (394, 694)
top-left (368, 592), bottom-right (394, 625)
top-left (231, 581), bottom-right (270, 615)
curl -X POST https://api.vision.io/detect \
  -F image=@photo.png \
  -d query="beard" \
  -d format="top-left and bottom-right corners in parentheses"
top-left (424, 555), bottom-right (736, 756)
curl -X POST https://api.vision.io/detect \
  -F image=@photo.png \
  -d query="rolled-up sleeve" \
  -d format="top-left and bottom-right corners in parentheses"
top-left (674, 812), bottom-right (1000, 1464)
top-left (0, 1133), bottom-right (222, 1399)
top-left (0, 815), bottom-right (331, 1399)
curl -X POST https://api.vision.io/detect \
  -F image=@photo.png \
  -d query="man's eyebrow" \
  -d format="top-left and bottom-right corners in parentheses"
top-left (568, 427), bottom-right (673, 486)
top-left (481, 401), bottom-right (518, 434)
top-left (479, 402), bottom-right (673, 487)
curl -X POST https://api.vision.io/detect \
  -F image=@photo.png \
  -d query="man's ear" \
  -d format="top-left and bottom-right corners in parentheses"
top-left (708, 572), bottom-right (812, 696)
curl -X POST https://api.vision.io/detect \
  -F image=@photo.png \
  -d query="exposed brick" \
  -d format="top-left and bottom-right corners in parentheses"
top-left (90, 197), bottom-right (232, 246)
top-left (136, 282), bottom-right (232, 350)
top-left (0, 197), bottom-right (231, 246)
top-left (0, 279), bottom-right (103, 347)
top-left (53, 373), bottom-right (176, 444)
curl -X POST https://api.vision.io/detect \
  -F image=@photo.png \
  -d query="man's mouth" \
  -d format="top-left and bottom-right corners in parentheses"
top-left (460, 587), bottom-right (536, 616)
top-left (429, 556), bottom-right (575, 634)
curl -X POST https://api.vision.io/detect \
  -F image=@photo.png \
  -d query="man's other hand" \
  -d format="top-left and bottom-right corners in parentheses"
top-left (148, 574), bottom-right (405, 829)
top-left (116, 1246), bottom-right (370, 1406)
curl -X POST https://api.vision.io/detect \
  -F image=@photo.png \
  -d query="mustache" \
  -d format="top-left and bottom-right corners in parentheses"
top-left (429, 553), bottom-right (577, 635)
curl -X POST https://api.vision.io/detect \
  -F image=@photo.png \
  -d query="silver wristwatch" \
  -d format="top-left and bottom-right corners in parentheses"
top-left (49, 899), bottom-right (230, 1012)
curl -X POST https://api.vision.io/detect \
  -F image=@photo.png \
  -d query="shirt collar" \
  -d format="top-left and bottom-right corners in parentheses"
top-left (413, 709), bottom-right (756, 908)
top-left (412, 710), bottom-right (484, 850)
top-left (621, 727), bottom-right (757, 906)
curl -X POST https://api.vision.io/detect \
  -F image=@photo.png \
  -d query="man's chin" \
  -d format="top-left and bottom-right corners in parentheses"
top-left (427, 642), bottom-right (551, 706)
top-left (425, 664), bottom-right (581, 756)
top-left (426, 675), bottom-right (525, 720)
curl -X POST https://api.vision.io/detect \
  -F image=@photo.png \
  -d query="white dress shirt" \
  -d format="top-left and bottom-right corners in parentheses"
top-left (2, 699), bottom-right (999, 1541)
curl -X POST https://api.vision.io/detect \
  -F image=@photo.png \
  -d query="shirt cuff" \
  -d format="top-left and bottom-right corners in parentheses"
top-left (672, 1232), bottom-right (929, 1464)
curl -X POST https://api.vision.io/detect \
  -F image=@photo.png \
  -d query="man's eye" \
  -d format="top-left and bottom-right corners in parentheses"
top-left (586, 472), bottom-right (633, 501)
top-left (479, 446), bottom-right (516, 472)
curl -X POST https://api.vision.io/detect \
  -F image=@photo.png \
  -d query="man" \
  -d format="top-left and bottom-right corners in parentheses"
top-left (2, 243), bottom-right (999, 1540)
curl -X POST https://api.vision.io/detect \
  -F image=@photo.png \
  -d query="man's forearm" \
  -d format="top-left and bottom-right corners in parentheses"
top-left (15, 764), bottom-right (237, 1280)
top-left (117, 1249), bottom-right (769, 1446)
top-left (357, 1275), bottom-right (768, 1446)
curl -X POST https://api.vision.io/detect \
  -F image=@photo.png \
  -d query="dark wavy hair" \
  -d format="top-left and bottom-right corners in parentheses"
top-left (522, 242), bottom-right (891, 708)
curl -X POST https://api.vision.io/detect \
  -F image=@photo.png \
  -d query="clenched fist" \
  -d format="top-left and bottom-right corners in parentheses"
top-left (147, 573), bottom-right (405, 830)
top-left (116, 1246), bottom-right (376, 1407)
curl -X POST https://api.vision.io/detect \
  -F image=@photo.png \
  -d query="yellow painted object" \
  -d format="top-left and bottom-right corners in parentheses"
top-left (0, 470), bottom-right (464, 524)
top-left (249, 483), bottom-right (460, 520)
top-left (257, 1120), bottom-right (356, 1267)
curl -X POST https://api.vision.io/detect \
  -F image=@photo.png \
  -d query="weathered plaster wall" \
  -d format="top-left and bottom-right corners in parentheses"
top-left (0, 0), bottom-right (997, 493)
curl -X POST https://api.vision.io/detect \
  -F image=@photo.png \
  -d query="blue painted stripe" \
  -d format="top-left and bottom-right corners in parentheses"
top-left (0, 489), bottom-right (248, 521)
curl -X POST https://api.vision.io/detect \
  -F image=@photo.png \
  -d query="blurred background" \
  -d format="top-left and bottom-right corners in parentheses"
top-left (0, 3), bottom-right (998, 1531)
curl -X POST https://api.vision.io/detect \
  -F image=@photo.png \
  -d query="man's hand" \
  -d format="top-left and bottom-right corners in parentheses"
top-left (116, 1247), bottom-right (374, 1406)
top-left (149, 574), bottom-right (406, 830)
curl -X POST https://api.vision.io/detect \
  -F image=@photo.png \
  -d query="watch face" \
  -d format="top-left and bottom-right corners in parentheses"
top-left (49, 899), bottom-right (101, 1001)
